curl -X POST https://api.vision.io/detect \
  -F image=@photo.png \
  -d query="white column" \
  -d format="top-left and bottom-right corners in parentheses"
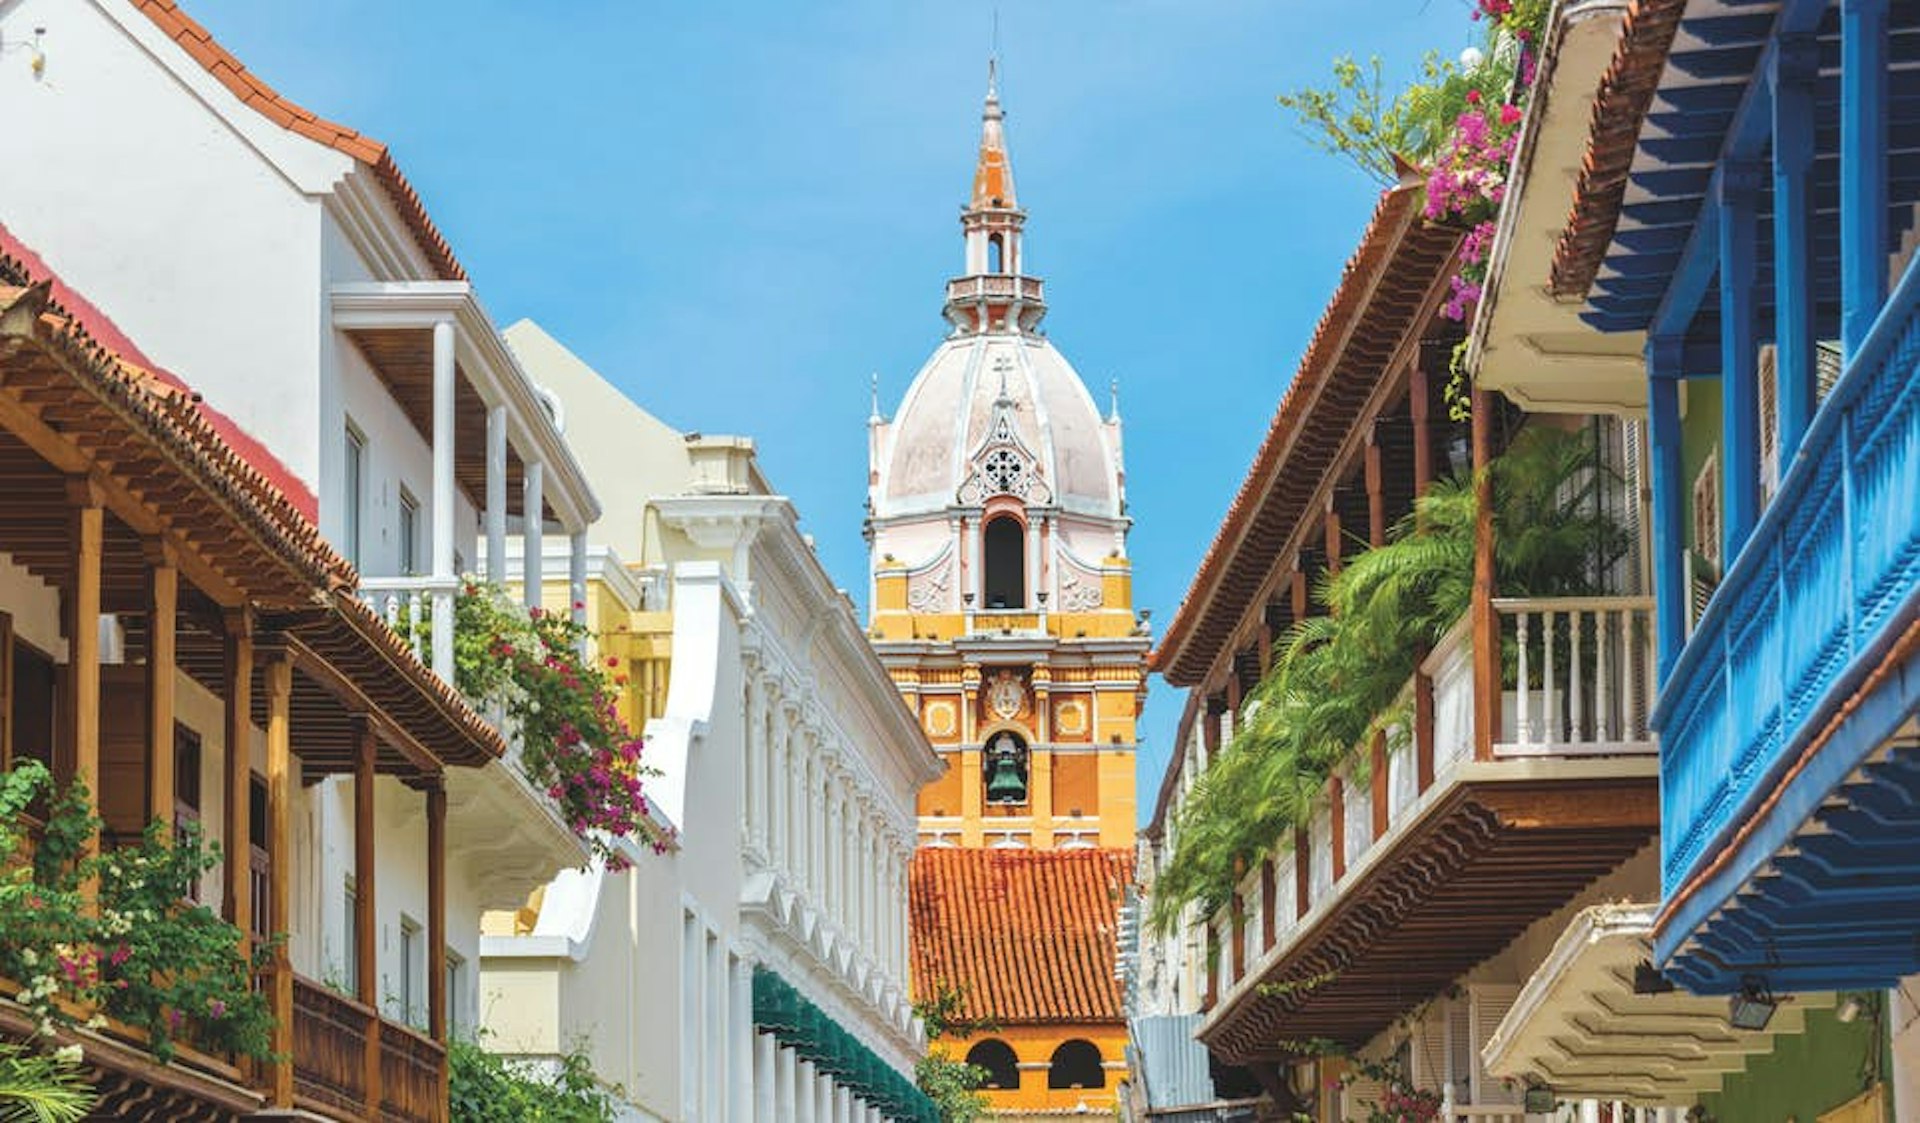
top-left (814, 1070), bottom-right (832, 1123)
top-left (430, 319), bottom-right (458, 680)
top-left (1025, 516), bottom-right (1040, 609)
top-left (568, 529), bottom-right (588, 630)
top-left (729, 958), bottom-right (753, 1123)
top-left (796, 1061), bottom-right (817, 1123)
top-left (754, 1032), bottom-right (778, 1122)
top-left (523, 460), bottom-right (545, 611)
top-left (776, 1046), bottom-right (797, 1121)
top-left (745, 678), bottom-right (767, 854)
top-left (790, 728), bottom-right (809, 887)
top-left (485, 404), bottom-right (508, 584)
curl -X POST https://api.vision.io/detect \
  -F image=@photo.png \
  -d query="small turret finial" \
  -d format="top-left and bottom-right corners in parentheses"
top-left (1109, 378), bottom-right (1121, 422)
top-left (869, 372), bottom-right (882, 422)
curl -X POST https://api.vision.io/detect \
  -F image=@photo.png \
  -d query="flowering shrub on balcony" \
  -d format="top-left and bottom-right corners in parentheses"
top-left (446, 581), bottom-right (669, 867)
top-left (0, 761), bottom-right (276, 1063)
top-left (1150, 427), bottom-right (1627, 929)
top-left (1341, 1058), bottom-right (1443, 1123)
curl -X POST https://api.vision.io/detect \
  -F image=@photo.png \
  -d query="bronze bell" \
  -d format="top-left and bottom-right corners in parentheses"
top-left (986, 753), bottom-right (1027, 804)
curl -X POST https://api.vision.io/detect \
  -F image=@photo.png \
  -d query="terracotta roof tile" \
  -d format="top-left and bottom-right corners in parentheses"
top-left (1548, 0), bottom-right (1687, 298)
top-left (1150, 182), bottom-right (1462, 686)
top-left (910, 848), bottom-right (1132, 1026)
top-left (129, 1), bottom-right (466, 283)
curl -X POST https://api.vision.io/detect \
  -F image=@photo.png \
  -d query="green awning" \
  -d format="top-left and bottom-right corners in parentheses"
top-left (752, 967), bottom-right (938, 1123)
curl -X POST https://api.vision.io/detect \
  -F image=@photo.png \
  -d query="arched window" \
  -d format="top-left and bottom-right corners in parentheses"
top-left (988, 233), bottom-right (1005, 274)
top-left (1048, 1039), bottom-right (1105, 1090)
top-left (982, 517), bottom-right (1024, 609)
top-left (966, 1039), bottom-right (1020, 1090)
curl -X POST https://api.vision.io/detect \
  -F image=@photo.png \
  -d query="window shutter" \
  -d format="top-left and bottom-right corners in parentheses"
top-left (1692, 452), bottom-right (1721, 570)
top-left (1469, 984), bottom-right (1523, 1106)
top-left (1342, 1073), bottom-right (1391, 1122)
top-left (1447, 996), bottom-right (1473, 1105)
top-left (1816, 341), bottom-right (1843, 404)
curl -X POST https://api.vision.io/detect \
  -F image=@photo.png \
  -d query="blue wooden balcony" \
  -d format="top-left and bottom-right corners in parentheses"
top-left (1566, 0), bottom-right (1920, 993)
top-left (1654, 252), bottom-right (1920, 992)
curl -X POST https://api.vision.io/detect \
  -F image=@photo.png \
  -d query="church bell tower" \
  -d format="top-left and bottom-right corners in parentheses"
top-left (865, 66), bottom-right (1148, 852)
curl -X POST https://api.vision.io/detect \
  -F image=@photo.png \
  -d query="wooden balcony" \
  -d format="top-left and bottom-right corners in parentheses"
top-left (293, 975), bottom-right (446, 1123)
top-left (1201, 598), bottom-right (1661, 1062)
top-left (1655, 251), bottom-right (1920, 994)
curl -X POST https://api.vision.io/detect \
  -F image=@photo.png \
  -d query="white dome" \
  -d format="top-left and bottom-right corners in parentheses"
top-left (875, 331), bottom-right (1120, 521)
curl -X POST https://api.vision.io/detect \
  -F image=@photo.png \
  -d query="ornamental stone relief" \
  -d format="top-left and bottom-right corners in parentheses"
top-left (906, 562), bottom-right (951, 613)
top-left (923, 700), bottom-right (958, 739)
top-left (1053, 698), bottom-right (1089, 738)
top-left (984, 670), bottom-right (1027, 721)
top-left (1059, 573), bottom-right (1103, 612)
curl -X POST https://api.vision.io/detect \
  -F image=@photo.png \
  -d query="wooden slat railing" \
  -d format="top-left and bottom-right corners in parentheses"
top-left (291, 976), bottom-right (373, 1117)
top-left (379, 1018), bottom-right (448, 1123)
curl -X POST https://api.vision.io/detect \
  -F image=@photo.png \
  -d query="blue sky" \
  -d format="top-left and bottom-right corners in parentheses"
top-left (188, 0), bottom-right (1480, 824)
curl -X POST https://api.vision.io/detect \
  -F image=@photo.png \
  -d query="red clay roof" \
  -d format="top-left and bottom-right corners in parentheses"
top-left (130, 0), bottom-right (466, 285)
top-left (1548, 0), bottom-right (1687, 298)
top-left (910, 848), bottom-right (1132, 1025)
top-left (1150, 180), bottom-right (1461, 687)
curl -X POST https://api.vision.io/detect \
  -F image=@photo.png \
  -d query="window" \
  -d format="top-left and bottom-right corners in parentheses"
top-left (1691, 452), bottom-right (1721, 570)
top-left (11, 639), bottom-right (56, 772)
top-left (249, 775), bottom-right (269, 944)
top-left (988, 233), bottom-right (1005, 274)
top-left (982, 516), bottom-right (1025, 609)
top-left (966, 1039), bottom-right (1020, 1090)
top-left (343, 877), bottom-right (359, 996)
top-left (175, 728), bottom-right (202, 900)
top-left (1048, 1039), bottom-right (1105, 1090)
top-left (400, 916), bottom-right (423, 1028)
top-left (446, 948), bottom-right (465, 1037)
top-left (398, 489), bottom-right (420, 576)
top-left (344, 423), bottom-right (366, 568)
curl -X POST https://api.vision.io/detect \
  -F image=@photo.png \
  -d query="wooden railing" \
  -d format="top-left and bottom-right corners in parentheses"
top-left (292, 975), bottom-right (446, 1123)
top-left (380, 1019), bottom-right (449, 1123)
top-left (292, 977), bottom-right (374, 1116)
top-left (1658, 249), bottom-right (1920, 897)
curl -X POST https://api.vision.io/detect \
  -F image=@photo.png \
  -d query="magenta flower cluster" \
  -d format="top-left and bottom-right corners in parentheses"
top-left (1426, 94), bottom-right (1525, 320)
top-left (460, 584), bottom-right (674, 868)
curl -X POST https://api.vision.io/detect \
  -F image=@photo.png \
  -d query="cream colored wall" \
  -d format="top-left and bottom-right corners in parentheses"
top-left (502, 320), bottom-right (691, 565)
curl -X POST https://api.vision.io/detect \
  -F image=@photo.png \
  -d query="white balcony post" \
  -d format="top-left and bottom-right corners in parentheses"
top-left (430, 318), bottom-right (457, 681)
top-left (523, 460), bottom-right (545, 612)
top-left (569, 529), bottom-right (589, 632)
top-left (486, 405), bottom-right (508, 585)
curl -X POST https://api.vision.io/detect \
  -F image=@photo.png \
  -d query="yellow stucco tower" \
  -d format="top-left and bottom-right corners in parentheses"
top-left (865, 67), bottom-right (1147, 853)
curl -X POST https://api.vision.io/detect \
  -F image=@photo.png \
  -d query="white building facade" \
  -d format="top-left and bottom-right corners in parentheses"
top-left (0, 0), bottom-right (599, 1039)
top-left (481, 323), bottom-right (942, 1121)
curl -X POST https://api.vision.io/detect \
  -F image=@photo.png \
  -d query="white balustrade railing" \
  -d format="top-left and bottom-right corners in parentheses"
top-left (358, 575), bottom-right (460, 682)
top-left (1493, 596), bottom-right (1656, 756)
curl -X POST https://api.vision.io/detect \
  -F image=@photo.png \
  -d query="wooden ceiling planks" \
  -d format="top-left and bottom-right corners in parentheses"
top-left (344, 328), bottom-right (541, 521)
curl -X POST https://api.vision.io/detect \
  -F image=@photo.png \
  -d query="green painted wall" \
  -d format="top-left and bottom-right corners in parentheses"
top-left (1696, 1006), bottom-right (1888, 1122)
top-left (1680, 377), bottom-right (1722, 555)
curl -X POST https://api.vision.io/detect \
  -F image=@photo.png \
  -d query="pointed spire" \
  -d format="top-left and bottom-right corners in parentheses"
top-left (869, 372), bottom-right (883, 423)
top-left (971, 59), bottom-right (1016, 210)
top-left (1109, 378), bottom-right (1121, 423)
